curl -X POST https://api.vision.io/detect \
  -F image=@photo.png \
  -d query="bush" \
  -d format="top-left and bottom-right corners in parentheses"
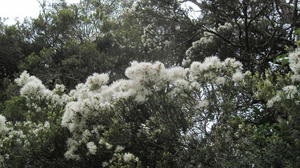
top-left (0, 48), bottom-right (299, 167)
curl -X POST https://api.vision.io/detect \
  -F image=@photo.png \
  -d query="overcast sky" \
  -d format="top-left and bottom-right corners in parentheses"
top-left (0, 0), bottom-right (80, 25)
top-left (0, 0), bottom-right (201, 25)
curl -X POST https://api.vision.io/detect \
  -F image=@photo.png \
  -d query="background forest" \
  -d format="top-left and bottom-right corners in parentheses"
top-left (0, 0), bottom-right (300, 167)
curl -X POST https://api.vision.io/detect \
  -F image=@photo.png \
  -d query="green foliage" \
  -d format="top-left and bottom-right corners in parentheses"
top-left (295, 28), bottom-right (300, 35)
top-left (2, 96), bottom-right (27, 122)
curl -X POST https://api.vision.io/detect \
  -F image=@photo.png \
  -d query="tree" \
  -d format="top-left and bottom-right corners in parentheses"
top-left (1, 45), bottom-right (299, 167)
top-left (184, 0), bottom-right (299, 72)
top-left (0, 1), bottom-right (300, 167)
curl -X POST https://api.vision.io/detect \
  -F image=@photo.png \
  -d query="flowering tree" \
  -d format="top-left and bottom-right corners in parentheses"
top-left (0, 45), bottom-right (299, 167)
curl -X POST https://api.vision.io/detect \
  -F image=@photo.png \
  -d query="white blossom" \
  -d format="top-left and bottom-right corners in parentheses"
top-left (224, 58), bottom-right (242, 69)
top-left (190, 56), bottom-right (222, 75)
top-left (289, 49), bottom-right (300, 74)
top-left (267, 95), bottom-right (281, 107)
top-left (232, 71), bottom-right (244, 82)
top-left (182, 57), bottom-right (191, 66)
top-left (123, 153), bottom-right (135, 162)
top-left (165, 66), bottom-right (187, 82)
top-left (65, 138), bottom-right (80, 160)
top-left (102, 162), bottom-right (109, 167)
top-left (291, 74), bottom-right (300, 82)
top-left (86, 141), bottom-right (97, 155)
top-left (282, 85), bottom-right (298, 99)
top-left (215, 77), bottom-right (226, 85)
top-left (115, 145), bottom-right (125, 152)
top-left (44, 121), bottom-right (50, 128)
top-left (217, 22), bottom-right (233, 32)
top-left (53, 84), bottom-right (65, 93)
top-left (61, 102), bottom-right (81, 131)
top-left (125, 61), bottom-right (165, 82)
top-left (15, 71), bottom-right (31, 86)
top-left (0, 115), bottom-right (8, 134)
top-left (86, 73), bottom-right (109, 90)
top-left (289, 49), bottom-right (300, 83)
top-left (105, 142), bottom-right (113, 150)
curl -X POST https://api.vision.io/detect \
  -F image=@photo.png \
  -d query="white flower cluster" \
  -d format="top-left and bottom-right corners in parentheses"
top-left (186, 23), bottom-right (233, 59)
top-left (86, 141), bottom-right (97, 155)
top-left (5, 54), bottom-right (247, 164)
top-left (141, 24), bottom-right (165, 51)
top-left (86, 73), bottom-right (109, 90)
top-left (102, 151), bottom-right (139, 167)
top-left (190, 56), bottom-right (244, 83)
top-left (267, 85), bottom-right (299, 107)
top-left (190, 56), bottom-right (222, 73)
top-left (65, 138), bottom-right (80, 160)
top-left (289, 48), bottom-right (300, 82)
top-left (123, 152), bottom-right (136, 162)
top-left (267, 48), bottom-right (300, 107)
top-left (232, 71), bottom-right (244, 82)
top-left (217, 23), bottom-right (233, 32)
top-left (0, 120), bottom-right (52, 163)
top-left (283, 85), bottom-right (298, 99)
top-left (267, 94), bottom-right (281, 108)
top-left (3, 45), bottom-right (298, 166)
top-left (7, 55), bottom-right (246, 163)
top-left (57, 56), bottom-right (246, 160)
top-left (0, 115), bottom-right (8, 134)
top-left (215, 77), bottom-right (226, 85)
top-left (185, 32), bottom-right (215, 57)
top-left (15, 71), bottom-right (71, 110)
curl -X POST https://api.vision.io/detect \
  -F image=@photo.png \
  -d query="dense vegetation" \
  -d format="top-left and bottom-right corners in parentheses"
top-left (0, 0), bottom-right (299, 167)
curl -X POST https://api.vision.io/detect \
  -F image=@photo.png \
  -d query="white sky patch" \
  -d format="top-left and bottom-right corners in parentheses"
top-left (180, 1), bottom-right (202, 20)
top-left (0, 0), bottom-right (80, 25)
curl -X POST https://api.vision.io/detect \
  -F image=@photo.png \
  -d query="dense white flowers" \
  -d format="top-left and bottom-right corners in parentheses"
top-left (289, 49), bottom-right (300, 82)
top-left (123, 153), bottom-right (136, 162)
top-left (185, 32), bottom-right (215, 57)
top-left (86, 73), bottom-right (109, 90)
top-left (141, 24), bottom-right (164, 51)
top-left (291, 74), bottom-right (300, 82)
top-left (232, 71), bottom-right (244, 82)
top-left (65, 138), bottom-right (80, 160)
top-left (282, 85), bottom-right (298, 99)
top-left (267, 95), bottom-right (281, 107)
top-left (165, 66), bottom-right (188, 82)
top-left (267, 85), bottom-right (299, 107)
top-left (186, 23), bottom-right (234, 58)
top-left (0, 120), bottom-right (53, 165)
top-left (0, 115), bottom-right (8, 134)
top-left (266, 48), bottom-right (300, 108)
top-left (53, 84), bottom-right (65, 94)
top-left (86, 141), bottom-right (97, 155)
top-left (217, 22), bottom-right (233, 32)
top-left (14, 71), bottom-right (32, 86)
top-left (125, 61), bottom-right (165, 82)
top-left (55, 56), bottom-right (249, 160)
top-left (61, 101), bottom-right (81, 132)
top-left (12, 54), bottom-right (298, 165)
top-left (224, 58), bottom-right (242, 69)
top-left (15, 71), bottom-right (71, 110)
top-left (115, 145), bottom-right (125, 152)
top-left (190, 56), bottom-right (222, 74)
top-left (19, 77), bottom-right (45, 97)
top-left (215, 77), bottom-right (226, 85)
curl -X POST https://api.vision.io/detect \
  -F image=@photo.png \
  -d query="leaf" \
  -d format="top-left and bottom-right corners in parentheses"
top-left (295, 28), bottom-right (300, 35)
top-left (276, 53), bottom-right (289, 65)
